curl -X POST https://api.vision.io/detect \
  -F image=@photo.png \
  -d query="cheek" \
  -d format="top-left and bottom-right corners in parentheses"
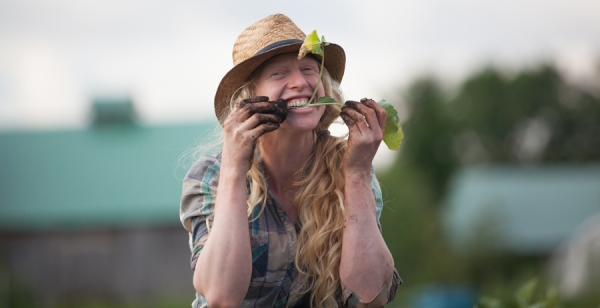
top-left (315, 79), bottom-right (326, 97)
top-left (255, 81), bottom-right (281, 98)
top-left (318, 85), bottom-right (326, 97)
top-left (254, 81), bottom-right (268, 97)
top-left (317, 105), bottom-right (326, 119)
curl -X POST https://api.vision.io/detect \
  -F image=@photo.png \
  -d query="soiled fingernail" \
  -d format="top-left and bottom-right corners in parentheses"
top-left (345, 100), bottom-right (359, 108)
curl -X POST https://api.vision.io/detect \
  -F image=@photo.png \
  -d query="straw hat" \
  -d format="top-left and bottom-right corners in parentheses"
top-left (214, 14), bottom-right (346, 123)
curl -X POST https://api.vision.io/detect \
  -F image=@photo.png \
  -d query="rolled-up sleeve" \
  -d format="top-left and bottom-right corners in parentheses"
top-left (179, 154), bottom-right (221, 270)
top-left (342, 269), bottom-right (402, 307)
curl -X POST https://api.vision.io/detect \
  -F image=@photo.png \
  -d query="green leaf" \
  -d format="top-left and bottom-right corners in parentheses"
top-left (317, 96), bottom-right (337, 104)
top-left (298, 30), bottom-right (323, 59)
top-left (378, 99), bottom-right (404, 150)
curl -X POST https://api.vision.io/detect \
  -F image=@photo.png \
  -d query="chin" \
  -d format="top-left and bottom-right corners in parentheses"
top-left (283, 108), bottom-right (324, 131)
top-left (281, 119), bottom-right (320, 132)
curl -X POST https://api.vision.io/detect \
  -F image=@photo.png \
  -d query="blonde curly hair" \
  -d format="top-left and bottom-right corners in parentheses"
top-left (224, 67), bottom-right (348, 308)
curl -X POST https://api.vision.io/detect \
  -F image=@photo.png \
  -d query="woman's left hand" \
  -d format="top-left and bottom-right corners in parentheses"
top-left (340, 98), bottom-right (387, 174)
top-left (339, 98), bottom-right (395, 301)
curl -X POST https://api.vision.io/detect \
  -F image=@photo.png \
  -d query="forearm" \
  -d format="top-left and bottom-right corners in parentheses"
top-left (340, 170), bottom-right (394, 302)
top-left (193, 166), bottom-right (252, 307)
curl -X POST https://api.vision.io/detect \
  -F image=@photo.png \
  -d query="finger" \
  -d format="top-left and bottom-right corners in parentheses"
top-left (344, 100), bottom-right (370, 125)
top-left (246, 121), bottom-right (280, 141)
top-left (361, 98), bottom-right (386, 132)
top-left (341, 104), bottom-right (369, 134)
top-left (347, 99), bottom-right (379, 132)
top-left (230, 96), bottom-right (269, 122)
top-left (255, 121), bottom-right (280, 135)
top-left (236, 96), bottom-right (269, 109)
top-left (253, 113), bottom-right (281, 127)
top-left (238, 113), bottom-right (280, 131)
top-left (233, 113), bottom-right (281, 145)
top-left (340, 110), bottom-right (362, 137)
top-left (243, 101), bottom-right (279, 114)
top-left (236, 100), bottom-right (279, 121)
top-left (344, 100), bottom-right (360, 111)
top-left (340, 111), bottom-right (355, 127)
top-left (341, 106), bottom-right (368, 136)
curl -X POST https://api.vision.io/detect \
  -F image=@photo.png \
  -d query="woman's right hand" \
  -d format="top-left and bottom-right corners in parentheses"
top-left (195, 96), bottom-right (282, 305)
top-left (221, 96), bottom-right (282, 172)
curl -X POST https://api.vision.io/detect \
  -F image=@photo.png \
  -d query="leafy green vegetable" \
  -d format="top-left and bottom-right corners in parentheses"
top-left (298, 30), bottom-right (404, 150)
top-left (298, 30), bottom-right (331, 108)
top-left (378, 99), bottom-right (404, 150)
top-left (317, 96), bottom-right (337, 104)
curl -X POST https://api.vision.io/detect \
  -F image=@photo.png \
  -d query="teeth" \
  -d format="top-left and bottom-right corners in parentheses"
top-left (287, 99), bottom-right (309, 108)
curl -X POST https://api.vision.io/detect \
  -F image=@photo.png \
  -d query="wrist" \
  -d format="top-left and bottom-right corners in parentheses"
top-left (220, 153), bottom-right (252, 178)
top-left (219, 166), bottom-right (248, 183)
top-left (219, 158), bottom-right (249, 181)
top-left (343, 168), bottom-right (371, 180)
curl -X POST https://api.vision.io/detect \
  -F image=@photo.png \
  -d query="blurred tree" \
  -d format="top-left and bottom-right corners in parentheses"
top-left (397, 77), bottom-right (455, 200)
top-left (386, 64), bottom-right (600, 202)
top-left (378, 63), bottom-right (600, 306)
top-left (450, 65), bottom-right (600, 165)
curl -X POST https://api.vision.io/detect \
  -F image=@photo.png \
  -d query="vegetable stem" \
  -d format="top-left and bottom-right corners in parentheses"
top-left (307, 52), bottom-right (325, 106)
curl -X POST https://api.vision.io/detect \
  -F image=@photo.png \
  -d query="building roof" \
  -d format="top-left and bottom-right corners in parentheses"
top-left (443, 165), bottom-right (600, 255)
top-left (0, 122), bottom-right (217, 231)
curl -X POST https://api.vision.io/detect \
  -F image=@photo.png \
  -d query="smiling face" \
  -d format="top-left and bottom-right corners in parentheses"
top-left (254, 53), bottom-right (326, 132)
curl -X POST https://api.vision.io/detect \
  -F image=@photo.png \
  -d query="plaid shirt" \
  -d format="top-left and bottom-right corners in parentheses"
top-left (180, 153), bottom-right (400, 307)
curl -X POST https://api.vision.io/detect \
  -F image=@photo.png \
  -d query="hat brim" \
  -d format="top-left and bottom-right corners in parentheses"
top-left (214, 42), bottom-right (345, 124)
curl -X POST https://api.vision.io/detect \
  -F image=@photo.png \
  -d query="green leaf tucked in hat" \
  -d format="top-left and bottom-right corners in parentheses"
top-left (298, 30), bottom-right (325, 59)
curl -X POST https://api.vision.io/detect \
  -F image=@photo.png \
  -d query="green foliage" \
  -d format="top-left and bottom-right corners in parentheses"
top-left (389, 64), bottom-right (600, 202)
top-left (378, 63), bottom-right (600, 307)
top-left (316, 96), bottom-right (337, 105)
top-left (396, 77), bottom-right (455, 199)
top-left (477, 278), bottom-right (561, 308)
top-left (298, 30), bottom-right (325, 59)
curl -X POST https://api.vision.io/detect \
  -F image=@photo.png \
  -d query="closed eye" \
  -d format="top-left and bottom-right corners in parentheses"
top-left (269, 70), bottom-right (288, 79)
top-left (301, 66), bottom-right (318, 74)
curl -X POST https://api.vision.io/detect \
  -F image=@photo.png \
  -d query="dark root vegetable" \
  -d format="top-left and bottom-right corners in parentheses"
top-left (270, 99), bottom-right (288, 123)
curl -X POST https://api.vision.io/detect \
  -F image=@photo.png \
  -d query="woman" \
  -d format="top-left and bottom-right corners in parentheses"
top-left (180, 14), bottom-right (401, 308)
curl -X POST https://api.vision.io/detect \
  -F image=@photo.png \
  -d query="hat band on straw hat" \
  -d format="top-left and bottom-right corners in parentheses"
top-left (255, 39), bottom-right (304, 56)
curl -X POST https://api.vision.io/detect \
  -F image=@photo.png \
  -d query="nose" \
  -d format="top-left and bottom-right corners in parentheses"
top-left (287, 68), bottom-right (309, 91)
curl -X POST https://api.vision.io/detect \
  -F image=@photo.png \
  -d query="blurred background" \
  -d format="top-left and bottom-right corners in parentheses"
top-left (1, 0), bottom-right (599, 307)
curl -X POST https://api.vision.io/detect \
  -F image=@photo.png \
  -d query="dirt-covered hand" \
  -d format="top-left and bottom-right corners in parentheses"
top-left (222, 96), bottom-right (285, 172)
top-left (340, 98), bottom-right (387, 174)
top-left (238, 97), bottom-right (288, 123)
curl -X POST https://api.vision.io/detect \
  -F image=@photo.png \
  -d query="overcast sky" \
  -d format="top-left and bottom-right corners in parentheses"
top-left (1, 0), bottom-right (599, 131)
